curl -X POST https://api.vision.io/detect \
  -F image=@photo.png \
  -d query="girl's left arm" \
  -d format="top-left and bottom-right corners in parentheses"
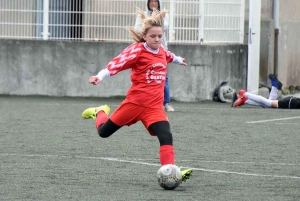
top-left (164, 48), bottom-right (187, 66)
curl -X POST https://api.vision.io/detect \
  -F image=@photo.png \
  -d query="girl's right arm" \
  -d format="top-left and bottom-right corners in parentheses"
top-left (89, 44), bottom-right (142, 85)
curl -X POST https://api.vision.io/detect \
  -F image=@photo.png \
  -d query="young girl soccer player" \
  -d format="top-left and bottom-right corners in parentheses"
top-left (82, 9), bottom-right (192, 182)
top-left (134, 0), bottom-right (174, 112)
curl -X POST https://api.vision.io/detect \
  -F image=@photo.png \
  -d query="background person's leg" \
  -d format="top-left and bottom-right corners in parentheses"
top-left (269, 86), bottom-right (279, 100)
top-left (164, 73), bottom-right (174, 112)
top-left (245, 99), bottom-right (262, 107)
top-left (245, 92), bottom-right (272, 108)
top-left (268, 74), bottom-right (282, 100)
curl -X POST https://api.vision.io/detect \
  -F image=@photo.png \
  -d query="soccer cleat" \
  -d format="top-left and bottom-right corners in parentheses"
top-left (232, 95), bottom-right (248, 107)
top-left (232, 90), bottom-right (246, 107)
top-left (81, 105), bottom-right (110, 120)
top-left (180, 167), bottom-right (193, 182)
top-left (269, 74), bottom-right (282, 90)
top-left (231, 92), bottom-right (238, 107)
top-left (164, 103), bottom-right (175, 112)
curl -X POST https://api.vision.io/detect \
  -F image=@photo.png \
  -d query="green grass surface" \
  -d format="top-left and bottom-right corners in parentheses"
top-left (1, 96), bottom-right (300, 201)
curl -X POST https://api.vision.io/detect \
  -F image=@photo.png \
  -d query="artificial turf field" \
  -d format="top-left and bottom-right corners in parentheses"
top-left (1, 95), bottom-right (300, 201)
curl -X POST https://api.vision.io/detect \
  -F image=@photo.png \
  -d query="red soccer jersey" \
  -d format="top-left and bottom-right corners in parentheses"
top-left (104, 42), bottom-right (176, 108)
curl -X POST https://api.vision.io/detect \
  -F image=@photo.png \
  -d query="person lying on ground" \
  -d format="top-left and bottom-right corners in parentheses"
top-left (232, 74), bottom-right (300, 109)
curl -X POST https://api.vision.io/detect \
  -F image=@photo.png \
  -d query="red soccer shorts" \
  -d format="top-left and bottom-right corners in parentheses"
top-left (110, 101), bottom-right (169, 136)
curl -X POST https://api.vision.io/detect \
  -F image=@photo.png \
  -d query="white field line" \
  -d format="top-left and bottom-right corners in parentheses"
top-left (275, 123), bottom-right (299, 125)
top-left (247, 116), bottom-right (300, 124)
top-left (1, 153), bottom-right (300, 180)
top-left (180, 159), bottom-right (300, 166)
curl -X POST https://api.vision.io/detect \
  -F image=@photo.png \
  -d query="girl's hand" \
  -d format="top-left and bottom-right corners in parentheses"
top-left (89, 76), bottom-right (100, 85)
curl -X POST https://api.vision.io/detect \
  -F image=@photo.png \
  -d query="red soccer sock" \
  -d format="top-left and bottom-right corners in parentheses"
top-left (95, 111), bottom-right (109, 130)
top-left (159, 145), bottom-right (175, 165)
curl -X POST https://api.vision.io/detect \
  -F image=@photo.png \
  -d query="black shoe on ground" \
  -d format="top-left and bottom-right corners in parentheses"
top-left (268, 74), bottom-right (282, 90)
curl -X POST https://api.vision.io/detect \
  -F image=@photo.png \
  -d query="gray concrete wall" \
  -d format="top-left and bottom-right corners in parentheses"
top-left (0, 39), bottom-right (247, 101)
top-left (244, 0), bottom-right (300, 88)
top-left (277, 0), bottom-right (300, 87)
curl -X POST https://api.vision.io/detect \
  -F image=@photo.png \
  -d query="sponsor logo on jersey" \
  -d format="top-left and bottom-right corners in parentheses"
top-left (145, 63), bottom-right (166, 84)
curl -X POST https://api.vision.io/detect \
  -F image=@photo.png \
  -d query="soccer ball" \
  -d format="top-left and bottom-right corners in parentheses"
top-left (157, 164), bottom-right (182, 190)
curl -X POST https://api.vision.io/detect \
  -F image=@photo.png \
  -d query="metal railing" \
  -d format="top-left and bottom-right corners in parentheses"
top-left (0, 0), bottom-right (245, 44)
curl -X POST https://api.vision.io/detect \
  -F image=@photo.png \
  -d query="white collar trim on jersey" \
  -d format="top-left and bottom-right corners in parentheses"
top-left (144, 42), bottom-right (159, 54)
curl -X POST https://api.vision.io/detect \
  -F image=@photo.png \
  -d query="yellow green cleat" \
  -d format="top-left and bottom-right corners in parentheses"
top-left (180, 167), bottom-right (193, 182)
top-left (81, 105), bottom-right (110, 120)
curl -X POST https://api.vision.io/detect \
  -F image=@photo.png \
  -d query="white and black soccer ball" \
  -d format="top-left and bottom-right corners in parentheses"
top-left (157, 164), bottom-right (182, 190)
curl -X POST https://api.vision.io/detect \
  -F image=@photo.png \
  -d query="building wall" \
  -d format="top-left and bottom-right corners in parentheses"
top-left (277, 0), bottom-right (300, 87)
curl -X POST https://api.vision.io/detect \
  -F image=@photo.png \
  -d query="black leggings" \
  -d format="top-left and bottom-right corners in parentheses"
top-left (97, 120), bottom-right (173, 146)
top-left (278, 96), bottom-right (300, 109)
top-left (97, 119), bottom-right (121, 138)
top-left (149, 121), bottom-right (173, 146)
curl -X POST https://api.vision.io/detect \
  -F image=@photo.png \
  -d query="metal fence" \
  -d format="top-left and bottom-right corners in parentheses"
top-left (0, 0), bottom-right (245, 44)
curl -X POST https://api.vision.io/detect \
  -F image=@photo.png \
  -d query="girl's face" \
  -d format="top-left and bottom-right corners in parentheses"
top-left (143, 26), bottom-right (163, 50)
top-left (149, 0), bottom-right (159, 11)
